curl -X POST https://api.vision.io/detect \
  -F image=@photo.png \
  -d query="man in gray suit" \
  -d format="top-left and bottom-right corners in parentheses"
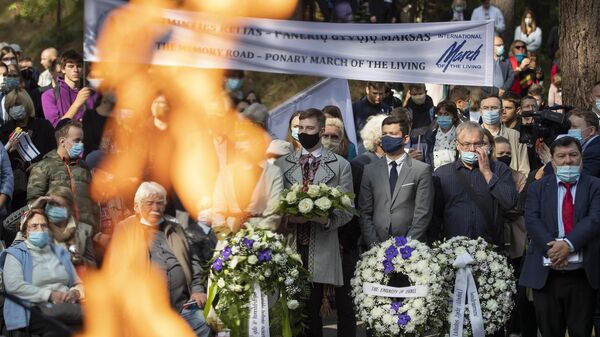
top-left (275, 108), bottom-right (353, 337)
top-left (359, 115), bottom-right (434, 246)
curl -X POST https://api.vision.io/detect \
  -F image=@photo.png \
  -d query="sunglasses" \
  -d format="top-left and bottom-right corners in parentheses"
top-left (514, 45), bottom-right (526, 50)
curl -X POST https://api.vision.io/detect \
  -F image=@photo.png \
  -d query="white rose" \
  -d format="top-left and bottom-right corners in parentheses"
top-left (319, 183), bottom-right (329, 192)
top-left (217, 278), bottom-right (225, 288)
top-left (285, 191), bottom-right (298, 204)
top-left (307, 185), bottom-right (321, 198)
top-left (330, 187), bottom-right (342, 198)
top-left (340, 195), bottom-right (352, 207)
top-left (248, 255), bottom-right (258, 265)
top-left (287, 300), bottom-right (300, 310)
top-left (291, 184), bottom-right (302, 193)
top-left (314, 197), bottom-right (333, 211)
top-left (486, 300), bottom-right (498, 311)
top-left (298, 198), bottom-right (314, 214)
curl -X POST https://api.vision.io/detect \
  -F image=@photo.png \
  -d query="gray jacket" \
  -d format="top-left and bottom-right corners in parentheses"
top-left (359, 156), bottom-right (434, 246)
top-left (275, 148), bottom-right (353, 286)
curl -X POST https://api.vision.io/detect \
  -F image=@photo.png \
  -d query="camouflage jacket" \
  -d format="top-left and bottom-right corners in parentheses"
top-left (27, 151), bottom-right (99, 232)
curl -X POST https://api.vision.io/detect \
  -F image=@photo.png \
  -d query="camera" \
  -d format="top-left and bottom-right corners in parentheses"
top-left (518, 105), bottom-right (573, 147)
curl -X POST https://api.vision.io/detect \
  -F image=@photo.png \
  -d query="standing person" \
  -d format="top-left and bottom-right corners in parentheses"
top-left (426, 101), bottom-right (460, 170)
top-left (448, 0), bottom-right (470, 21)
top-left (507, 40), bottom-right (530, 96)
top-left (432, 121), bottom-right (517, 247)
top-left (369, 0), bottom-right (397, 23)
top-left (480, 95), bottom-right (530, 175)
top-left (548, 73), bottom-right (563, 108)
top-left (359, 115), bottom-right (433, 246)
top-left (590, 81), bottom-right (600, 119)
top-left (321, 117), bottom-right (355, 160)
top-left (514, 9), bottom-right (542, 53)
top-left (448, 86), bottom-right (470, 122)
top-left (286, 111), bottom-right (302, 150)
top-left (351, 114), bottom-right (387, 200)
top-left (41, 50), bottom-right (97, 127)
top-left (108, 182), bottom-right (212, 337)
top-left (471, 0), bottom-right (505, 33)
top-left (275, 108), bottom-right (353, 337)
top-left (501, 92), bottom-right (522, 130)
top-left (519, 136), bottom-right (600, 337)
top-left (567, 109), bottom-right (600, 178)
top-left (352, 81), bottom-right (391, 137)
top-left (38, 47), bottom-right (58, 88)
top-left (404, 83), bottom-right (435, 137)
top-left (323, 105), bottom-right (357, 159)
top-left (490, 35), bottom-right (515, 97)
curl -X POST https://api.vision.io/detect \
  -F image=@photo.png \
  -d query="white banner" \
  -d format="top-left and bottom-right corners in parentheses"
top-left (248, 283), bottom-right (270, 337)
top-left (363, 282), bottom-right (429, 298)
top-left (84, 0), bottom-right (495, 86)
top-left (267, 78), bottom-right (357, 149)
top-left (450, 253), bottom-right (485, 337)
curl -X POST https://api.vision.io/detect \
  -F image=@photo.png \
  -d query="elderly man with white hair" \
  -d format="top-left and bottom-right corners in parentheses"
top-left (110, 181), bottom-right (212, 337)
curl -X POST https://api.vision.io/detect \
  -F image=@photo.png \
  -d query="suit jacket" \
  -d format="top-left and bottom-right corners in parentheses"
top-left (359, 156), bottom-right (434, 246)
top-left (519, 174), bottom-right (600, 290)
top-left (275, 148), bottom-right (353, 286)
top-left (583, 135), bottom-right (600, 178)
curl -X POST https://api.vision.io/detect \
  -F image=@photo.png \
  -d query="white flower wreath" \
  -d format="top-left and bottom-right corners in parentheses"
top-left (351, 236), bottom-right (446, 336)
top-left (432, 236), bottom-right (516, 336)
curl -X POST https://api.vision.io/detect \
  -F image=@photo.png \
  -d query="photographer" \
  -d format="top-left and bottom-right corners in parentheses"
top-left (520, 96), bottom-right (550, 175)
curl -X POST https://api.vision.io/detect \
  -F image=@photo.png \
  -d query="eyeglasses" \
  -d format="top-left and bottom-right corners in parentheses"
top-left (458, 141), bottom-right (484, 150)
top-left (514, 45), bottom-right (526, 50)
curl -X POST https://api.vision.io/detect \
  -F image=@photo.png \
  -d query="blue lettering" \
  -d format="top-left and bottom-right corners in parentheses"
top-left (436, 40), bottom-right (483, 73)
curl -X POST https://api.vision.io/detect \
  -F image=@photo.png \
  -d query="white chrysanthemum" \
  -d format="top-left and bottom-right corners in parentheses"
top-left (298, 198), bottom-right (314, 214)
top-left (307, 185), bottom-right (321, 198)
top-left (486, 299), bottom-right (499, 311)
top-left (382, 313), bottom-right (394, 325)
top-left (285, 191), bottom-right (297, 204)
top-left (314, 197), bottom-right (333, 211)
top-left (370, 307), bottom-right (384, 319)
top-left (364, 297), bottom-right (374, 308)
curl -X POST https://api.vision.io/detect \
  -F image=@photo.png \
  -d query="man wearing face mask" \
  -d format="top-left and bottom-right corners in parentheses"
top-left (27, 120), bottom-right (98, 234)
top-left (359, 115), bottom-right (433, 246)
top-left (566, 109), bottom-right (600, 178)
top-left (481, 95), bottom-right (530, 175)
top-left (275, 108), bottom-right (353, 337)
top-left (519, 136), bottom-right (600, 337)
top-left (591, 81), bottom-right (600, 119)
top-left (488, 35), bottom-right (515, 97)
top-left (405, 83), bottom-right (435, 137)
top-left (224, 69), bottom-right (245, 101)
top-left (432, 121), bottom-right (517, 247)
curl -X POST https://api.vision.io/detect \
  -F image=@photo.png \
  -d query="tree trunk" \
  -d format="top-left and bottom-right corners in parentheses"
top-left (491, 0), bottom-right (514, 45)
top-left (559, 0), bottom-right (600, 107)
top-left (56, 0), bottom-right (61, 28)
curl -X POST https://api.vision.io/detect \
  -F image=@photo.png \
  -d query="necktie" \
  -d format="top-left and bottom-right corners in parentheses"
top-left (560, 182), bottom-right (574, 235)
top-left (389, 161), bottom-right (398, 195)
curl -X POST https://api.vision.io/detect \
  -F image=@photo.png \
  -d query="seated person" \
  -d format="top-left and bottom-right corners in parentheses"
top-left (0, 209), bottom-right (84, 337)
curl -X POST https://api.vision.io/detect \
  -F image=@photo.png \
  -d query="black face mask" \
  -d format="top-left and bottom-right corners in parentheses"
top-left (497, 155), bottom-right (512, 167)
top-left (298, 132), bottom-right (320, 150)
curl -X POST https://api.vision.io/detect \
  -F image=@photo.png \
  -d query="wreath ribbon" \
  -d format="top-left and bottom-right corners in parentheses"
top-left (450, 252), bottom-right (485, 337)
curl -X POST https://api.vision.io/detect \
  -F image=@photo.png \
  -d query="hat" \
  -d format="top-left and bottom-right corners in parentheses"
top-left (266, 139), bottom-right (293, 157)
top-left (9, 44), bottom-right (21, 53)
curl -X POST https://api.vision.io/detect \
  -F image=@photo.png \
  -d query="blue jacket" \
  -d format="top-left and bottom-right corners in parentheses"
top-left (0, 242), bottom-right (76, 331)
top-left (0, 144), bottom-right (13, 200)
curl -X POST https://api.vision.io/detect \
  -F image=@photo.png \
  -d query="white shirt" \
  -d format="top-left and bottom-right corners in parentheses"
top-left (555, 177), bottom-right (582, 269)
top-left (301, 146), bottom-right (323, 159)
top-left (38, 69), bottom-right (53, 87)
top-left (471, 5), bottom-right (505, 33)
top-left (386, 153), bottom-right (407, 176)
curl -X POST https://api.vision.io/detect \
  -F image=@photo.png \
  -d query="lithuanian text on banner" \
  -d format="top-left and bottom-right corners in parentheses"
top-left (85, 0), bottom-right (495, 86)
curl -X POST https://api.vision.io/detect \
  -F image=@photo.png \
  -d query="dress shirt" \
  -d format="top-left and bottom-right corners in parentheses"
top-left (386, 153), bottom-right (407, 176)
top-left (301, 146), bottom-right (323, 159)
top-left (555, 177), bottom-right (582, 270)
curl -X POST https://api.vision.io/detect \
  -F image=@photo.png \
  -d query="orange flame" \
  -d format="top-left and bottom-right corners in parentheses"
top-left (83, 0), bottom-right (297, 336)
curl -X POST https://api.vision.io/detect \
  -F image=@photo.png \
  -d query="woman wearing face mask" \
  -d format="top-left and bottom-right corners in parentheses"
top-left (0, 208), bottom-right (84, 336)
top-left (0, 89), bottom-right (56, 211)
top-left (508, 40), bottom-right (530, 96)
top-left (514, 9), bottom-right (542, 53)
top-left (286, 110), bottom-right (302, 150)
top-left (448, 0), bottom-right (470, 21)
top-left (427, 101), bottom-right (460, 170)
top-left (0, 46), bottom-right (19, 67)
top-left (322, 117), bottom-right (352, 159)
top-left (322, 105), bottom-right (357, 159)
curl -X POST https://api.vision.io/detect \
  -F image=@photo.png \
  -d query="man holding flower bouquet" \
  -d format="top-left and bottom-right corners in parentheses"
top-left (275, 108), bottom-right (354, 337)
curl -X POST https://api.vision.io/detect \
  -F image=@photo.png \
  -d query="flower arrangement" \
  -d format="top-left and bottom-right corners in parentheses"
top-left (432, 236), bottom-right (516, 336)
top-left (350, 237), bottom-right (446, 336)
top-left (205, 225), bottom-right (311, 337)
top-left (276, 183), bottom-right (355, 218)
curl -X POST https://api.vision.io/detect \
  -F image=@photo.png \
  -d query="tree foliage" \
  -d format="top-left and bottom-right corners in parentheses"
top-left (8, 0), bottom-right (57, 21)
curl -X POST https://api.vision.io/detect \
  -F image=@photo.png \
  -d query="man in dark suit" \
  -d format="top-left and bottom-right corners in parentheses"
top-left (519, 136), bottom-right (600, 337)
top-left (568, 109), bottom-right (600, 178)
top-left (359, 116), bottom-right (433, 245)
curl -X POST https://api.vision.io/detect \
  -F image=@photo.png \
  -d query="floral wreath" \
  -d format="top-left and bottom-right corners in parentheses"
top-left (432, 236), bottom-right (516, 336)
top-left (350, 236), bottom-right (445, 336)
top-left (205, 225), bottom-right (311, 337)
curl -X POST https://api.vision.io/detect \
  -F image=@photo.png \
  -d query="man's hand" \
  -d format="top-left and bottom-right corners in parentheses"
top-left (49, 291), bottom-right (69, 304)
top-left (190, 292), bottom-right (207, 308)
top-left (476, 147), bottom-right (493, 183)
top-left (65, 289), bottom-right (80, 303)
top-left (74, 87), bottom-right (92, 107)
top-left (498, 88), bottom-right (506, 97)
top-left (520, 58), bottom-right (531, 68)
top-left (536, 143), bottom-right (551, 164)
top-left (408, 148), bottom-right (423, 161)
top-left (547, 240), bottom-right (571, 266)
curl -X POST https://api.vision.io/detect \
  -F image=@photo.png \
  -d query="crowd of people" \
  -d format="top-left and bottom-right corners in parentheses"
top-left (0, 1), bottom-right (598, 337)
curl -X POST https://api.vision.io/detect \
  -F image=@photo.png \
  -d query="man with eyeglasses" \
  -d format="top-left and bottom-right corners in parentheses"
top-left (431, 121), bottom-right (517, 247)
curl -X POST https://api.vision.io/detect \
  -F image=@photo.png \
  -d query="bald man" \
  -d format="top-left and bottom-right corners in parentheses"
top-left (38, 47), bottom-right (58, 87)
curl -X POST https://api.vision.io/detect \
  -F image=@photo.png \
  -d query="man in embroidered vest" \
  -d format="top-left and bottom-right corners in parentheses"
top-left (275, 108), bottom-right (354, 337)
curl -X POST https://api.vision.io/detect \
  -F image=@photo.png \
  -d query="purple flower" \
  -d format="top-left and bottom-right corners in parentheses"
top-left (400, 246), bottom-right (414, 259)
top-left (385, 245), bottom-right (398, 259)
top-left (257, 249), bottom-right (271, 262)
top-left (397, 313), bottom-right (411, 326)
top-left (383, 259), bottom-right (394, 274)
top-left (242, 238), bottom-right (255, 249)
top-left (390, 300), bottom-right (403, 312)
top-left (212, 258), bottom-right (223, 271)
top-left (221, 246), bottom-right (232, 260)
top-left (395, 236), bottom-right (408, 247)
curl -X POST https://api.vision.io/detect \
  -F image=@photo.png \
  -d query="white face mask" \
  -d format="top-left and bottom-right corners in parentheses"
top-left (524, 18), bottom-right (532, 25)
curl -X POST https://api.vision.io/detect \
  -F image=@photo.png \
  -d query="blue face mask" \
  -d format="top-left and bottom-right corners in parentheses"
top-left (515, 54), bottom-right (526, 63)
top-left (28, 231), bottom-right (50, 247)
top-left (437, 115), bottom-right (454, 130)
top-left (45, 205), bottom-right (69, 223)
top-left (595, 99), bottom-right (600, 111)
top-left (482, 109), bottom-right (501, 125)
top-left (556, 165), bottom-right (581, 183)
top-left (567, 129), bottom-right (584, 144)
top-left (5, 76), bottom-right (19, 90)
top-left (460, 151), bottom-right (478, 165)
top-left (68, 142), bottom-right (84, 159)
top-left (226, 78), bottom-right (243, 91)
top-left (291, 127), bottom-right (299, 141)
top-left (380, 135), bottom-right (405, 154)
top-left (495, 46), bottom-right (505, 57)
